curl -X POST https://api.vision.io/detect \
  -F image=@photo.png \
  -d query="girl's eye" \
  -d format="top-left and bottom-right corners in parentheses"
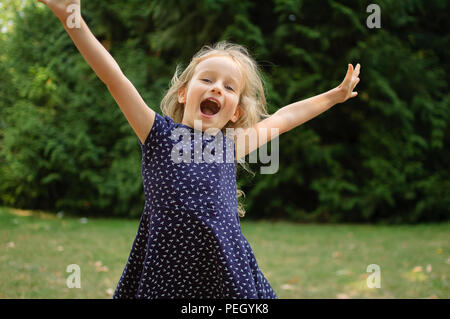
top-left (201, 78), bottom-right (234, 91)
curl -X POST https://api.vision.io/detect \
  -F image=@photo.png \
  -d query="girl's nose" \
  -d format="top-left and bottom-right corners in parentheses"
top-left (211, 87), bottom-right (222, 96)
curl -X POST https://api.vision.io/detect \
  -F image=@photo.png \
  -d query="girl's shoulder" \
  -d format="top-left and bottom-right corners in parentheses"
top-left (138, 112), bottom-right (176, 148)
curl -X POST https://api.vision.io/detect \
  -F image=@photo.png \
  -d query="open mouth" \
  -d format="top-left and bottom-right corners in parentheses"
top-left (200, 98), bottom-right (221, 116)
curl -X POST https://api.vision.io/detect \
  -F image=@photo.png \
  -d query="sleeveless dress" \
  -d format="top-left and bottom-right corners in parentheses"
top-left (113, 112), bottom-right (277, 299)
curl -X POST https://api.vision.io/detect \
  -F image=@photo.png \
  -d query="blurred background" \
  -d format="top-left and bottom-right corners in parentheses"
top-left (0, 0), bottom-right (448, 298)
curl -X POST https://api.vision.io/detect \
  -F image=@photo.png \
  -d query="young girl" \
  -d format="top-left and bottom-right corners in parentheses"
top-left (39, 0), bottom-right (361, 299)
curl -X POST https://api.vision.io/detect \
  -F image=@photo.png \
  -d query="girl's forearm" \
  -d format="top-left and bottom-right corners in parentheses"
top-left (275, 87), bottom-right (341, 132)
top-left (58, 16), bottom-right (124, 86)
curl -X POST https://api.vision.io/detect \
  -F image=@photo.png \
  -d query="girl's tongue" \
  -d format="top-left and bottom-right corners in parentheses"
top-left (200, 100), bottom-right (220, 115)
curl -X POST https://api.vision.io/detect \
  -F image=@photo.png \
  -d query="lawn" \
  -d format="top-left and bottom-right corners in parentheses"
top-left (0, 206), bottom-right (448, 299)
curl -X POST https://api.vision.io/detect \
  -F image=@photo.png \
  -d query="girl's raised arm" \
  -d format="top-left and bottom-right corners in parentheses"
top-left (38, 0), bottom-right (155, 144)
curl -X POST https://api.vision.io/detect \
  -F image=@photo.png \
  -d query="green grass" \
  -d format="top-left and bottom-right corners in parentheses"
top-left (0, 206), bottom-right (448, 299)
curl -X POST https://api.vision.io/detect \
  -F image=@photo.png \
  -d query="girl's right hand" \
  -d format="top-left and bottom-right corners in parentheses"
top-left (37, 0), bottom-right (81, 22)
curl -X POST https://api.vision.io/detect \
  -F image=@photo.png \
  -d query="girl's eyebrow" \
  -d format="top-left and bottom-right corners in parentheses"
top-left (198, 70), bottom-right (240, 86)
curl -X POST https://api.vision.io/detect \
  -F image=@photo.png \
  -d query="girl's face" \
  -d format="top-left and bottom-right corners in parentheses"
top-left (178, 55), bottom-right (243, 134)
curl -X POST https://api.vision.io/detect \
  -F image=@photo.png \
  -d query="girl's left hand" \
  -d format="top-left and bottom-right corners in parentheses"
top-left (335, 63), bottom-right (361, 103)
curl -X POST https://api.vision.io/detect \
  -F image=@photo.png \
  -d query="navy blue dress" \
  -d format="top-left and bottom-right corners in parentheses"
top-left (113, 112), bottom-right (277, 299)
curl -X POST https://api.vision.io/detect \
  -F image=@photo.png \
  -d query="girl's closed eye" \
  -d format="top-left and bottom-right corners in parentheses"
top-left (201, 78), bottom-right (211, 83)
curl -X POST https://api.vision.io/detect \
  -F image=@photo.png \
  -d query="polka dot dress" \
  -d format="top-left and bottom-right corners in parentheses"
top-left (113, 112), bottom-right (277, 299)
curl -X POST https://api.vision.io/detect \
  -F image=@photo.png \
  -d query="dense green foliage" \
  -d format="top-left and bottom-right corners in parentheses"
top-left (0, 0), bottom-right (448, 222)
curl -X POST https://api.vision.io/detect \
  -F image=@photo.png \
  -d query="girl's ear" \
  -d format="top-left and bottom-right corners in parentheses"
top-left (230, 105), bottom-right (242, 123)
top-left (178, 86), bottom-right (186, 104)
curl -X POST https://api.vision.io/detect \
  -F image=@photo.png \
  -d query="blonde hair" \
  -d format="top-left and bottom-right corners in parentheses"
top-left (161, 41), bottom-right (270, 217)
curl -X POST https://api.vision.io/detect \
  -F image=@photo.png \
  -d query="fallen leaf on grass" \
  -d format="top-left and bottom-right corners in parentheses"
top-left (336, 293), bottom-right (350, 299)
top-left (412, 266), bottom-right (422, 273)
top-left (105, 288), bottom-right (114, 296)
top-left (93, 261), bottom-right (109, 272)
top-left (287, 276), bottom-right (300, 284)
top-left (6, 242), bottom-right (15, 248)
top-left (281, 284), bottom-right (294, 290)
top-left (426, 264), bottom-right (432, 273)
top-left (332, 251), bottom-right (341, 258)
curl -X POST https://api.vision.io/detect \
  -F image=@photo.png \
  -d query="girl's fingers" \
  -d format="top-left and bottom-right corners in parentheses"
top-left (354, 63), bottom-right (361, 77)
top-left (351, 91), bottom-right (358, 97)
top-left (343, 64), bottom-right (353, 84)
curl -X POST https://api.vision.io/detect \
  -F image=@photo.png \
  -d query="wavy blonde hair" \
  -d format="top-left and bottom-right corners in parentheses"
top-left (161, 41), bottom-right (270, 217)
